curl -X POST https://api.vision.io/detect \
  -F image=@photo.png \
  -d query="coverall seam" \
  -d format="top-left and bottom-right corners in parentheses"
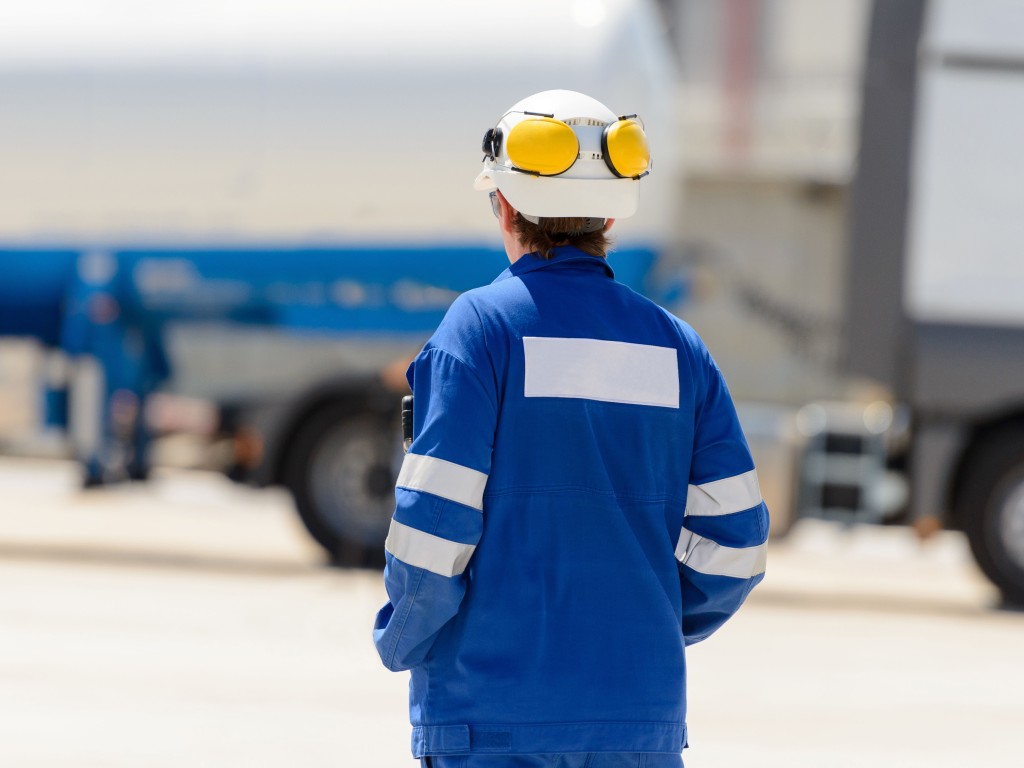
top-left (420, 345), bottom-right (492, 404)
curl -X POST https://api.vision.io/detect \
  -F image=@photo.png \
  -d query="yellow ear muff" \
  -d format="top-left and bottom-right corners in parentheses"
top-left (505, 117), bottom-right (580, 176)
top-left (602, 118), bottom-right (650, 178)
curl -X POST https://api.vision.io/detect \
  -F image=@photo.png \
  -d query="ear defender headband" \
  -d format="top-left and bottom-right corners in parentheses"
top-left (482, 112), bottom-right (651, 180)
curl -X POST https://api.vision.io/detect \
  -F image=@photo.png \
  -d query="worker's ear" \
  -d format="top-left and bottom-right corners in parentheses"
top-left (496, 190), bottom-right (516, 234)
top-left (604, 218), bottom-right (615, 232)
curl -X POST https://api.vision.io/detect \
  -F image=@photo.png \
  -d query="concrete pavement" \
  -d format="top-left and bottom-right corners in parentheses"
top-left (0, 458), bottom-right (1020, 767)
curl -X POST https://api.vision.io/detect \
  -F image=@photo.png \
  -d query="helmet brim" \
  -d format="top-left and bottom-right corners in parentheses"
top-left (473, 168), bottom-right (639, 219)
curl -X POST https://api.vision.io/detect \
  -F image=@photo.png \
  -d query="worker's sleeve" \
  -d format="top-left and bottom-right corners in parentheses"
top-left (677, 355), bottom-right (769, 646)
top-left (373, 344), bottom-right (497, 671)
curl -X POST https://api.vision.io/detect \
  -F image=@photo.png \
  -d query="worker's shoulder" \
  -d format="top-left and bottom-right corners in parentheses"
top-left (427, 286), bottom-right (504, 356)
top-left (441, 277), bottom-right (527, 325)
top-left (439, 282), bottom-right (503, 325)
top-left (611, 280), bottom-right (710, 351)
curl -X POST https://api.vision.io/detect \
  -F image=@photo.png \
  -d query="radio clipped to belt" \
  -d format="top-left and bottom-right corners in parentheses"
top-left (402, 395), bottom-right (414, 453)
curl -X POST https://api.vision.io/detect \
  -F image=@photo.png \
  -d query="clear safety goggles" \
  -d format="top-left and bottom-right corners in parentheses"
top-left (481, 111), bottom-right (651, 180)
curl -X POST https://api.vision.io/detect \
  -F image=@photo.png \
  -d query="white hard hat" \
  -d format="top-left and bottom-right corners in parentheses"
top-left (474, 89), bottom-right (650, 220)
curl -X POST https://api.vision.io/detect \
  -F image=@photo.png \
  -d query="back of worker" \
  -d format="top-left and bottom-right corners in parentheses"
top-left (374, 90), bottom-right (768, 767)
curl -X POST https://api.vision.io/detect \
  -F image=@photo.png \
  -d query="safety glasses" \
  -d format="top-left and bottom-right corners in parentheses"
top-left (489, 190), bottom-right (501, 219)
top-left (482, 111), bottom-right (650, 180)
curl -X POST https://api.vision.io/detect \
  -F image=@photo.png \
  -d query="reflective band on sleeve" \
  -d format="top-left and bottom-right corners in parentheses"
top-left (524, 337), bottom-right (679, 408)
top-left (385, 519), bottom-right (476, 577)
top-left (674, 527), bottom-right (695, 562)
top-left (396, 453), bottom-right (488, 511)
top-left (685, 469), bottom-right (762, 517)
top-left (676, 529), bottom-right (767, 579)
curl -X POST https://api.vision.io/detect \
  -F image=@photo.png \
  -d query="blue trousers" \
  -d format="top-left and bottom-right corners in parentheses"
top-left (423, 755), bottom-right (683, 768)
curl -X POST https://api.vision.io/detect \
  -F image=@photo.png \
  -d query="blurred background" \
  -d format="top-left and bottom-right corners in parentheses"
top-left (0, 1), bottom-right (1022, 766)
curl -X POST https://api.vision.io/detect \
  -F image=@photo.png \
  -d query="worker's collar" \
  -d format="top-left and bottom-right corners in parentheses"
top-left (493, 246), bottom-right (615, 283)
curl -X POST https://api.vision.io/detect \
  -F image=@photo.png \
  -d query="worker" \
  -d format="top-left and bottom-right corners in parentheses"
top-left (373, 89), bottom-right (768, 767)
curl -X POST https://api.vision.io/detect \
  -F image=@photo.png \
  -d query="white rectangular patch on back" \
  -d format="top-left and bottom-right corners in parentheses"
top-left (523, 337), bottom-right (679, 408)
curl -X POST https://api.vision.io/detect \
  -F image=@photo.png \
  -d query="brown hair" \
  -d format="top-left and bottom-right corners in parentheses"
top-left (511, 214), bottom-right (612, 260)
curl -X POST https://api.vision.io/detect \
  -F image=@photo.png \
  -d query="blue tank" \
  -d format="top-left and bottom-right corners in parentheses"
top-left (0, 250), bottom-right (78, 344)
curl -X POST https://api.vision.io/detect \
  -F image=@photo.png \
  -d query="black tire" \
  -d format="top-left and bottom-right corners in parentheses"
top-left (284, 406), bottom-right (401, 568)
top-left (957, 427), bottom-right (1024, 606)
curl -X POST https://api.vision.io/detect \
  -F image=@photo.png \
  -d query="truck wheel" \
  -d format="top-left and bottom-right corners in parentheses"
top-left (957, 429), bottom-right (1024, 606)
top-left (285, 407), bottom-right (400, 567)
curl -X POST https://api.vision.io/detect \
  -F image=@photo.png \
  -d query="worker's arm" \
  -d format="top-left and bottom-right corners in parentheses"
top-left (677, 352), bottom-right (769, 646)
top-left (373, 313), bottom-right (497, 671)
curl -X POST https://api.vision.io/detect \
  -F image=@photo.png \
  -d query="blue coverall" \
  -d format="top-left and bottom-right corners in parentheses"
top-left (374, 246), bottom-right (768, 765)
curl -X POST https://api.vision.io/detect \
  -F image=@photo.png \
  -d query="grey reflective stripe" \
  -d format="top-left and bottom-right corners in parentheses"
top-left (674, 527), bottom-right (695, 562)
top-left (676, 530), bottom-right (767, 579)
top-left (685, 469), bottom-right (762, 517)
top-left (396, 453), bottom-right (488, 511)
top-left (384, 519), bottom-right (476, 577)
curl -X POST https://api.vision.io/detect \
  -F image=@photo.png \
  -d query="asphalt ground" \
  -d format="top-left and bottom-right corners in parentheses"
top-left (0, 457), bottom-right (1020, 768)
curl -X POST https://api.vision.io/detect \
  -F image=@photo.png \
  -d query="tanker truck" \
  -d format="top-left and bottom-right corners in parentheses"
top-left (0, 0), bottom-right (682, 564)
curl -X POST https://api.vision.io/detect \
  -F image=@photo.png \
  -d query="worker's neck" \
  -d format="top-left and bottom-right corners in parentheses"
top-left (502, 230), bottom-right (532, 265)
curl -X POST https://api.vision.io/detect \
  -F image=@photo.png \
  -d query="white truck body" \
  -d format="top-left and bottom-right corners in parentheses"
top-left (0, 0), bottom-right (679, 248)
